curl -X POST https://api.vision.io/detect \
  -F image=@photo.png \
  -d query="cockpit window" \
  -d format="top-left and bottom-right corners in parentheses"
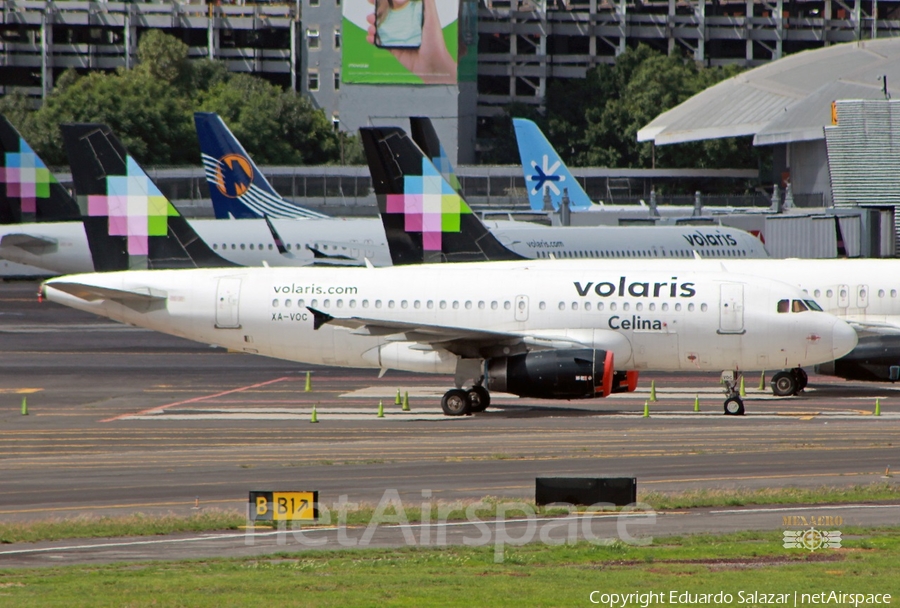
top-left (791, 300), bottom-right (809, 313)
top-left (804, 299), bottom-right (823, 312)
top-left (777, 299), bottom-right (789, 313)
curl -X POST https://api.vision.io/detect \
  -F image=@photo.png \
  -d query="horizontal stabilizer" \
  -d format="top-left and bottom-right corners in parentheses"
top-left (0, 233), bottom-right (58, 254)
top-left (47, 282), bottom-right (167, 311)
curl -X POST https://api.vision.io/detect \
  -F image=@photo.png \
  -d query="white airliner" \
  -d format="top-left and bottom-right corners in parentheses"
top-left (42, 262), bottom-right (857, 416)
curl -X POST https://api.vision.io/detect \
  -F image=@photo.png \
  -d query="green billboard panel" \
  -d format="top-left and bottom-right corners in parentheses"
top-left (342, 0), bottom-right (477, 85)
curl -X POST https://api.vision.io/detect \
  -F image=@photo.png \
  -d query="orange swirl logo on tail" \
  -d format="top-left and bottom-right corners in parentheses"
top-left (214, 154), bottom-right (254, 198)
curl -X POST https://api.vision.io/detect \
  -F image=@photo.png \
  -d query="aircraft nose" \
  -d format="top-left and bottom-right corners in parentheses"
top-left (832, 318), bottom-right (858, 359)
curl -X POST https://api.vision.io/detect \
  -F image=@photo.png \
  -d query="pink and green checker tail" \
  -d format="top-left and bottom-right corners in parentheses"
top-left (0, 115), bottom-right (81, 224)
top-left (360, 126), bottom-right (524, 266)
top-left (60, 123), bottom-right (236, 271)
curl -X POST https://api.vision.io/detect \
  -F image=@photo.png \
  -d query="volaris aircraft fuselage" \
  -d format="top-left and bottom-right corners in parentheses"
top-left (44, 260), bottom-right (856, 410)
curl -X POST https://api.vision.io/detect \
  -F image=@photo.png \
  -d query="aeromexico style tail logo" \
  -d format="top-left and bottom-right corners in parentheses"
top-left (386, 158), bottom-right (472, 251)
top-left (213, 153), bottom-right (254, 198)
top-left (87, 156), bottom-right (177, 255)
top-left (0, 138), bottom-right (55, 214)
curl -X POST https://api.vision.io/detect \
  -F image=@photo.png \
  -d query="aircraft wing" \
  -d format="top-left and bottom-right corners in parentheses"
top-left (308, 307), bottom-right (551, 358)
top-left (0, 233), bottom-right (58, 254)
top-left (47, 282), bottom-right (167, 312)
top-left (846, 320), bottom-right (900, 337)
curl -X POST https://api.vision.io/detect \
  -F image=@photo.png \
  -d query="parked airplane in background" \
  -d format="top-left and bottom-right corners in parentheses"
top-left (0, 117), bottom-right (391, 274)
top-left (194, 112), bottom-right (329, 220)
top-left (40, 125), bottom-right (856, 417)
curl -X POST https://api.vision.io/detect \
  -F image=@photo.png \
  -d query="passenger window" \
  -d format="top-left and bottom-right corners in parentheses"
top-left (298, 299), bottom-right (305, 308)
top-left (826, 289), bottom-right (834, 298)
top-left (336, 299), bottom-right (343, 308)
top-left (572, 302), bottom-right (578, 311)
top-left (440, 301), bottom-right (447, 309)
top-left (349, 300), bottom-right (356, 308)
top-left (310, 299), bottom-right (318, 308)
top-left (491, 301), bottom-right (498, 310)
top-left (879, 289), bottom-right (886, 298)
top-left (414, 301), bottom-right (421, 309)
top-left (323, 299), bottom-right (330, 308)
top-left (285, 299), bottom-right (292, 308)
top-left (610, 303), bottom-right (617, 311)
top-left (539, 302), bottom-right (546, 310)
top-left (375, 300), bottom-right (382, 309)
top-left (648, 303), bottom-right (655, 311)
top-left (427, 301), bottom-right (433, 309)
top-left (661, 303), bottom-right (668, 312)
top-left (558, 302), bottom-right (566, 311)
top-left (623, 302), bottom-right (630, 311)
top-left (675, 303), bottom-right (682, 312)
top-left (362, 300), bottom-right (369, 308)
top-left (585, 302), bottom-right (592, 311)
top-left (792, 300), bottom-right (809, 313)
top-left (777, 299), bottom-right (789, 313)
top-left (452, 301), bottom-right (459, 310)
top-left (636, 303), bottom-right (643, 311)
top-left (401, 300), bottom-right (408, 309)
top-left (388, 300), bottom-right (395, 309)
top-left (465, 301), bottom-right (472, 310)
top-left (478, 301), bottom-right (485, 310)
top-left (504, 302), bottom-right (511, 310)
top-left (700, 303), bottom-right (708, 312)
top-left (272, 299), bottom-right (279, 307)
top-left (597, 302), bottom-right (604, 311)
top-left (814, 289), bottom-right (821, 298)
top-left (688, 303), bottom-right (695, 312)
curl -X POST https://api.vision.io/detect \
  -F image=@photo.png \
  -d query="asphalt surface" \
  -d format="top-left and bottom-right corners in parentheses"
top-left (1, 280), bottom-right (898, 566)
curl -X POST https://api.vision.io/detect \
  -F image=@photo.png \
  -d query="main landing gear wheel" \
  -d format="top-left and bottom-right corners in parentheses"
top-left (792, 368), bottom-right (808, 392)
top-left (724, 395), bottom-right (745, 416)
top-left (771, 370), bottom-right (799, 397)
top-left (441, 388), bottom-right (470, 416)
top-left (466, 386), bottom-right (490, 413)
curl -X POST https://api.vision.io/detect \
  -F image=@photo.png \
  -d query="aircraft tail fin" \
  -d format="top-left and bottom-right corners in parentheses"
top-left (512, 118), bottom-right (593, 212)
top-left (0, 115), bottom-right (81, 224)
top-left (409, 117), bottom-right (462, 194)
top-left (359, 126), bottom-right (525, 265)
top-left (61, 123), bottom-right (237, 271)
top-left (194, 112), bottom-right (329, 220)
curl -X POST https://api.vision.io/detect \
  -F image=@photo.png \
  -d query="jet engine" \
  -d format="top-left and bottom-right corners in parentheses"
top-left (815, 337), bottom-right (900, 382)
top-left (484, 349), bottom-right (637, 399)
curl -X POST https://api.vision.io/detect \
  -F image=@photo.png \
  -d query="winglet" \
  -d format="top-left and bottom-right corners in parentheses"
top-left (512, 118), bottom-right (593, 212)
top-left (307, 306), bottom-right (334, 330)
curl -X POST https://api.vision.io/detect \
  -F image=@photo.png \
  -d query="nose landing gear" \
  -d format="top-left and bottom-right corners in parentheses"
top-left (721, 371), bottom-right (745, 416)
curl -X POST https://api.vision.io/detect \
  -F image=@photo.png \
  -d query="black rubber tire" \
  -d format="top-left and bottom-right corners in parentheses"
top-left (466, 386), bottom-right (490, 413)
top-left (771, 371), bottom-right (798, 397)
top-left (441, 389), bottom-right (470, 416)
top-left (792, 367), bottom-right (808, 393)
top-left (724, 396), bottom-right (745, 416)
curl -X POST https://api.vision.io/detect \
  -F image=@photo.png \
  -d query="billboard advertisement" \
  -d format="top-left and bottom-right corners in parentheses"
top-left (341, 0), bottom-right (477, 85)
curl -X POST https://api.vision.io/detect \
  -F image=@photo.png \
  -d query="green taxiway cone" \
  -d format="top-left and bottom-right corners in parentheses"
top-left (643, 401), bottom-right (650, 418)
top-left (378, 400), bottom-right (385, 418)
top-left (739, 376), bottom-right (746, 397)
top-left (310, 404), bottom-right (319, 423)
top-left (20, 396), bottom-right (27, 416)
top-left (758, 370), bottom-right (766, 391)
top-left (875, 398), bottom-right (881, 416)
top-left (304, 371), bottom-right (312, 392)
top-left (395, 389), bottom-right (402, 405)
top-left (402, 391), bottom-right (410, 412)
top-left (693, 395), bottom-right (700, 412)
top-left (649, 380), bottom-right (657, 402)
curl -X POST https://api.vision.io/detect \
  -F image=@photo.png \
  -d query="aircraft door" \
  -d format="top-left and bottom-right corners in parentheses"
top-left (718, 283), bottom-right (744, 334)
top-left (215, 277), bottom-right (242, 329)
top-left (856, 285), bottom-right (869, 309)
top-left (515, 295), bottom-right (529, 322)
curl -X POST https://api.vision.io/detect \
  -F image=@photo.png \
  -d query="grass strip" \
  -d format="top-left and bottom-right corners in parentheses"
top-left (0, 527), bottom-right (898, 607)
top-left (2, 482), bottom-right (898, 545)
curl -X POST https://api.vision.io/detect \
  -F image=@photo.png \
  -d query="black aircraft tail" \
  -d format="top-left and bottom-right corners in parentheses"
top-left (0, 115), bottom-right (81, 224)
top-left (60, 123), bottom-right (237, 271)
top-left (359, 126), bottom-right (525, 266)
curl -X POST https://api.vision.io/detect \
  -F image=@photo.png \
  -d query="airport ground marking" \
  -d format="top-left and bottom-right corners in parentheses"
top-left (101, 376), bottom-right (293, 422)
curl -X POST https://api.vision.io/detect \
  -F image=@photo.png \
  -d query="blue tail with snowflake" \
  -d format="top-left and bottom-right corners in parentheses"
top-left (513, 118), bottom-right (593, 212)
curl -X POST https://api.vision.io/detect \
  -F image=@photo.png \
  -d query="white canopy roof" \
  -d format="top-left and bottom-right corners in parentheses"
top-left (638, 38), bottom-right (900, 147)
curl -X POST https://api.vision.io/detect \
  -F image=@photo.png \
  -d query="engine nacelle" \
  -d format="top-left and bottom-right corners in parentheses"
top-left (485, 349), bottom-right (615, 400)
top-left (815, 337), bottom-right (900, 382)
